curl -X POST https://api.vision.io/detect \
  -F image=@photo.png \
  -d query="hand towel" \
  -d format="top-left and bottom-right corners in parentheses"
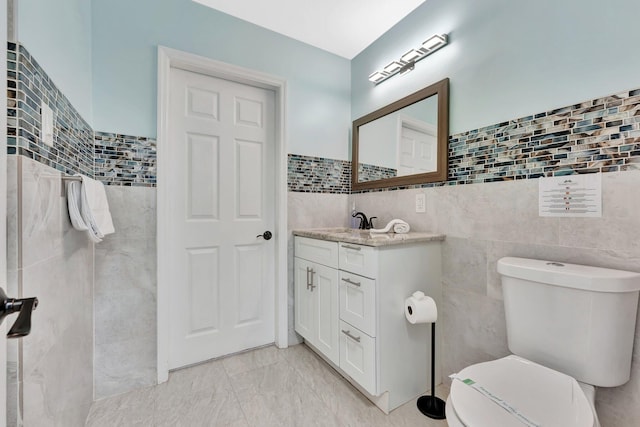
top-left (66, 178), bottom-right (89, 231)
top-left (369, 219), bottom-right (410, 234)
top-left (392, 221), bottom-right (410, 234)
top-left (79, 176), bottom-right (115, 240)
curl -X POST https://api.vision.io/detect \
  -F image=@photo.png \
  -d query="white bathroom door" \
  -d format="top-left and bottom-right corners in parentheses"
top-left (167, 68), bottom-right (276, 369)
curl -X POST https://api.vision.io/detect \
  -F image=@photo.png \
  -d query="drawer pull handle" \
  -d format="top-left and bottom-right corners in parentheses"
top-left (341, 244), bottom-right (362, 251)
top-left (306, 267), bottom-right (316, 291)
top-left (341, 329), bottom-right (361, 342)
top-left (341, 278), bottom-right (361, 287)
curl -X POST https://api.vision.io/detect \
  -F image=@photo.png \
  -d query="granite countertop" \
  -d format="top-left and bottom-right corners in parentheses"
top-left (292, 227), bottom-right (445, 247)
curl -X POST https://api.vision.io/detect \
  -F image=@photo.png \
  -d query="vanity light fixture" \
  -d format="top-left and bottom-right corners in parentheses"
top-left (368, 33), bottom-right (448, 85)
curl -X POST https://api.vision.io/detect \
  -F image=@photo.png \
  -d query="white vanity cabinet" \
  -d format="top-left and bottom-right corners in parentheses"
top-left (294, 230), bottom-right (443, 414)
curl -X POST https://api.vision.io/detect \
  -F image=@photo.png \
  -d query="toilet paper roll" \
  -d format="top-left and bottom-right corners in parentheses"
top-left (405, 291), bottom-right (438, 324)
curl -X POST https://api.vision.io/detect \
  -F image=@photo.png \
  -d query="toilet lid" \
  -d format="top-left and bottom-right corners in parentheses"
top-left (450, 355), bottom-right (594, 427)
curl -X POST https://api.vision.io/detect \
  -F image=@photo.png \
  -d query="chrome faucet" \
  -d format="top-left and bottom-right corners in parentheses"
top-left (352, 211), bottom-right (377, 230)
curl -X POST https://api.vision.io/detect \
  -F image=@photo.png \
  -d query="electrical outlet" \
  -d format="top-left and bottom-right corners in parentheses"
top-left (415, 193), bottom-right (426, 213)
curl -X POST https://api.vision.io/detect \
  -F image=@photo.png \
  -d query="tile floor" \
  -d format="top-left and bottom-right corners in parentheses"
top-left (85, 344), bottom-right (450, 426)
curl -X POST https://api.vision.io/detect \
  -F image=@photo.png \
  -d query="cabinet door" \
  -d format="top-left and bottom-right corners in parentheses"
top-left (312, 263), bottom-right (340, 365)
top-left (339, 320), bottom-right (377, 396)
top-left (294, 258), bottom-right (315, 342)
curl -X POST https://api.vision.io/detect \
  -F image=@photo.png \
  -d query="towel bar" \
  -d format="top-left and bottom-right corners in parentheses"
top-left (60, 175), bottom-right (82, 197)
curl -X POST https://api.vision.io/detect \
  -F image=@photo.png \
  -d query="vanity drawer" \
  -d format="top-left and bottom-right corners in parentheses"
top-left (339, 320), bottom-right (376, 396)
top-left (339, 271), bottom-right (376, 337)
top-left (339, 243), bottom-right (378, 278)
top-left (295, 236), bottom-right (339, 268)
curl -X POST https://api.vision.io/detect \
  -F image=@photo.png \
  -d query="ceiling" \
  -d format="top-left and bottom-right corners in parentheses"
top-left (193, 0), bottom-right (427, 59)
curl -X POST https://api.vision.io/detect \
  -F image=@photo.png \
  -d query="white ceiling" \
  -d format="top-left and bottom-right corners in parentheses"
top-left (193, 0), bottom-right (427, 59)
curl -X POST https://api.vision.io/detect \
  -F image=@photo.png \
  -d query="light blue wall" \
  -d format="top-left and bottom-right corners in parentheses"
top-left (91, 0), bottom-right (351, 160)
top-left (352, 0), bottom-right (640, 134)
top-left (18, 0), bottom-right (93, 124)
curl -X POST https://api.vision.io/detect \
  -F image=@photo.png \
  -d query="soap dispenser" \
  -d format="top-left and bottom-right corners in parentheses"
top-left (350, 202), bottom-right (358, 229)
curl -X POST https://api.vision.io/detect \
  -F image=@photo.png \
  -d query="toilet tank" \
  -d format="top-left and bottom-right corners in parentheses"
top-left (497, 257), bottom-right (640, 387)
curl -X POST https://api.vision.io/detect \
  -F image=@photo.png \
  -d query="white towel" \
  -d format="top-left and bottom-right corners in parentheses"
top-left (78, 175), bottom-right (115, 241)
top-left (392, 221), bottom-right (410, 234)
top-left (369, 219), bottom-right (411, 234)
top-left (66, 178), bottom-right (89, 231)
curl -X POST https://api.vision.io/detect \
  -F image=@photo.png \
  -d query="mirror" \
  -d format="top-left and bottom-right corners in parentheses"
top-left (352, 78), bottom-right (449, 190)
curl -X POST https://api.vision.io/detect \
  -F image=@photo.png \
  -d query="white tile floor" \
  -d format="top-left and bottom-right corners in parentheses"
top-left (86, 344), bottom-right (450, 426)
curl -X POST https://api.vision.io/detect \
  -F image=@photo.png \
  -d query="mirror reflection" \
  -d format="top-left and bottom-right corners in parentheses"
top-left (352, 78), bottom-right (449, 191)
top-left (357, 95), bottom-right (438, 182)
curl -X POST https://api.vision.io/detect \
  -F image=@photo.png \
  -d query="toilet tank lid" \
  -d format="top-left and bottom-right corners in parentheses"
top-left (497, 257), bottom-right (640, 293)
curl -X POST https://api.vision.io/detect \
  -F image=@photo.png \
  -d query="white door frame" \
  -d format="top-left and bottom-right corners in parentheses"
top-left (156, 46), bottom-right (288, 383)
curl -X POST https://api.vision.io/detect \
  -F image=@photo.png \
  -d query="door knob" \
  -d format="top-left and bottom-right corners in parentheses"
top-left (0, 287), bottom-right (38, 338)
top-left (256, 231), bottom-right (273, 240)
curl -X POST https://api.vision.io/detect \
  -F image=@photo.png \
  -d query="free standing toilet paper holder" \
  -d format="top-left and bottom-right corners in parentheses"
top-left (414, 315), bottom-right (446, 419)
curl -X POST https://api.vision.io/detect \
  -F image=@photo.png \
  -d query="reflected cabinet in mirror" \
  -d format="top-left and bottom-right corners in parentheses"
top-left (352, 78), bottom-right (449, 190)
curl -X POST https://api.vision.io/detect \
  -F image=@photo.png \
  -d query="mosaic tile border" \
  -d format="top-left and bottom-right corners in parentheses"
top-left (7, 42), bottom-right (94, 177)
top-left (287, 154), bottom-right (351, 194)
top-left (358, 163), bottom-right (396, 183)
top-left (94, 132), bottom-right (157, 187)
top-left (352, 87), bottom-right (640, 193)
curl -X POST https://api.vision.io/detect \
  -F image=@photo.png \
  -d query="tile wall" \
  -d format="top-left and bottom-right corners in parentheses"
top-left (287, 154), bottom-right (350, 193)
top-left (94, 131), bottom-right (156, 187)
top-left (6, 43), bottom-right (159, 402)
top-left (6, 156), bottom-right (94, 426)
top-left (6, 42), bottom-right (96, 426)
top-left (94, 186), bottom-right (157, 399)
top-left (7, 42), bottom-right (94, 177)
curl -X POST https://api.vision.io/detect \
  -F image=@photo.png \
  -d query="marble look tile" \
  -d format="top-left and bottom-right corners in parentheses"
top-left (6, 155), bottom-right (18, 272)
top-left (22, 250), bottom-right (93, 427)
top-left (558, 172), bottom-right (640, 253)
top-left (442, 237), bottom-right (487, 294)
top-left (94, 285), bottom-right (156, 346)
top-left (86, 385), bottom-right (156, 426)
top-left (287, 192), bottom-right (349, 230)
top-left (95, 336), bottom-right (157, 399)
top-left (441, 287), bottom-right (510, 382)
top-left (94, 237), bottom-right (156, 296)
top-left (155, 386), bottom-right (245, 427)
top-left (386, 384), bottom-right (450, 427)
top-left (87, 344), bottom-right (452, 427)
top-left (352, 188), bottom-right (439, 233)
top-left (164, 358), bottom-right (230, 394)
top-left (222, 345), bottom-right (284, 377)
top-left (103, 186), bottom-right (156, 239)
top-left (20, 157), bottom-right (65, 268)
top-left (429, 179), bottom-right (560, 245)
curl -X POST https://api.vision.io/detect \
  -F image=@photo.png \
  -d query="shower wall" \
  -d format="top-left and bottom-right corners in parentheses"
top-left (6, 42), bottom-right (95, 426)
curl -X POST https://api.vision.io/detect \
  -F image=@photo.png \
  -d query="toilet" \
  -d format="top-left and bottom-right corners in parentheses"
top-left (446, 257), bottom-right (640, 427)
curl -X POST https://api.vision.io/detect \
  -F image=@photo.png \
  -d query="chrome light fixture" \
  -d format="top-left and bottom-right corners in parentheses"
top-left (368, 34), bottom-right (448, 85)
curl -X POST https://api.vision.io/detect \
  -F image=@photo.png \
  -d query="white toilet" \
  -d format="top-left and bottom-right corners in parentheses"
top-left (446, 257), bottom-right (640, 427)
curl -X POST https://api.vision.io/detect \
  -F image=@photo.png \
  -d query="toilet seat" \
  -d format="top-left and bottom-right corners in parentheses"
top-left (448, 355), bottom-right (594, 427)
